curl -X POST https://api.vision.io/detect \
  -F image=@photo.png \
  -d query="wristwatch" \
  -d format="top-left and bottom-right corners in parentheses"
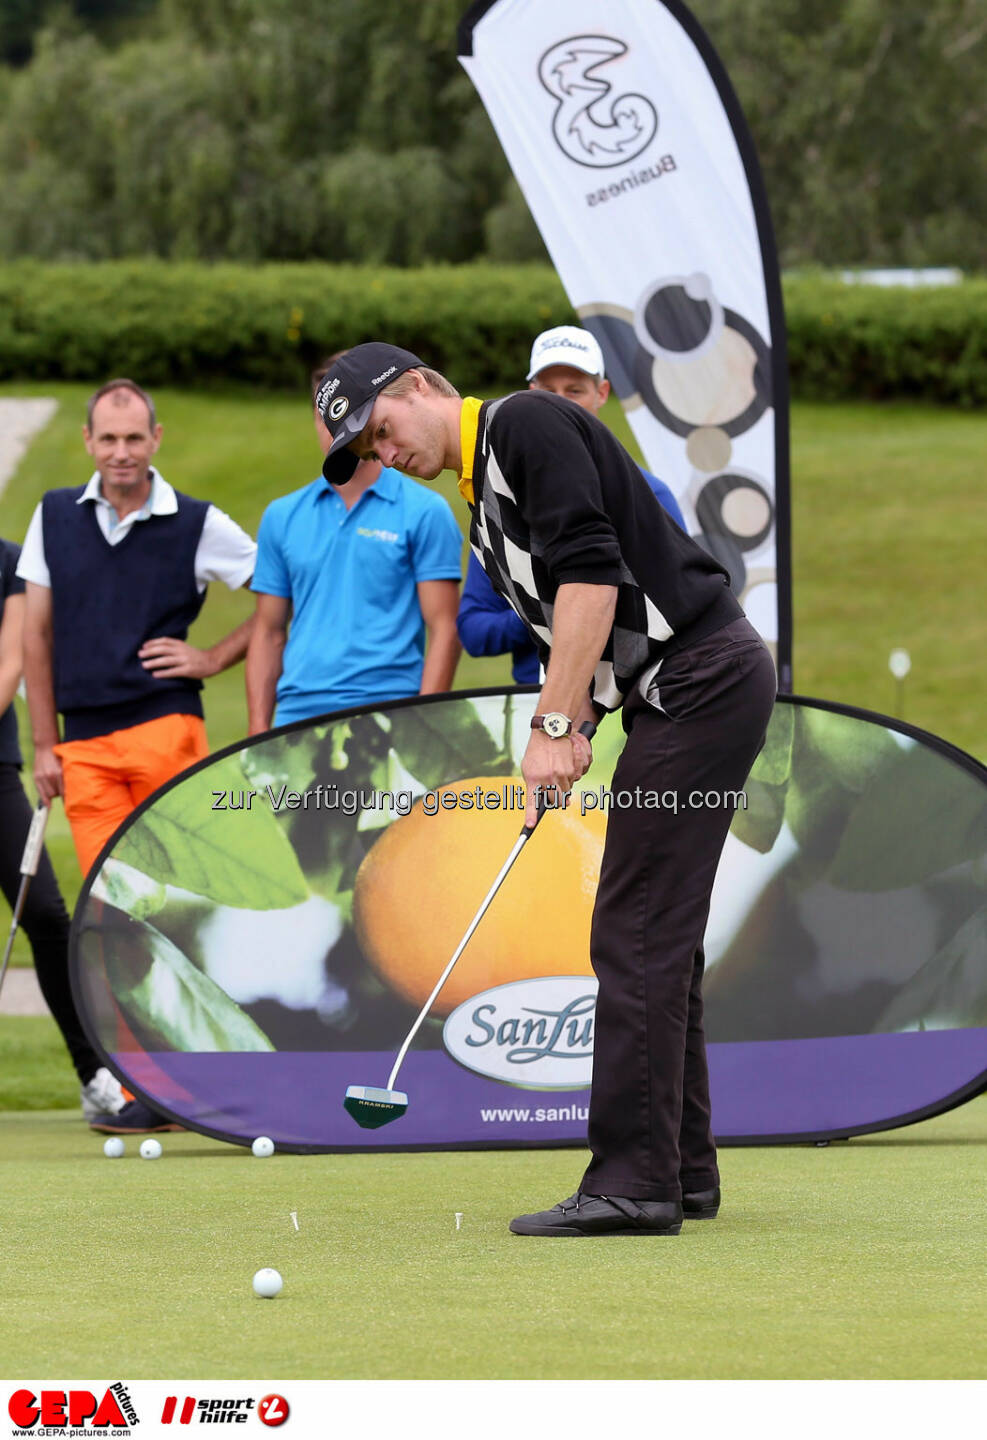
top-left (531, 712), bottom-right (573, 739)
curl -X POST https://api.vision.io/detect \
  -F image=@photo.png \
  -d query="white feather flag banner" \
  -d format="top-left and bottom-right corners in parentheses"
top-left (459, 0), bottom-right (792, 686)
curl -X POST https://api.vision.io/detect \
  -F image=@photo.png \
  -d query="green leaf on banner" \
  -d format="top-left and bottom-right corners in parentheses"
top-left (728, 706), bottom-right (794, 852)
top-left (827, 747), bottom-right (987, 891)
top-left (792, 705), bottom-right (902, 794)
top-left (104, 912), bottom-right (274, 1053)
top-left (388, 703), bottom-right (505, 787)
top-left (783, 707), bottom-right (903, 865)
top-left (114, 757), bottom-right (308, 908)
top-left (90, 858), bottom-right (168, 920)
top-left (749, 703), bottom-right (794, 787)
top-left (240, 731), bottom-right (320, 796)
top-left (731, 776), bottom-right (788, 854)
top-left (874, 906), bottom-right (987, 1031)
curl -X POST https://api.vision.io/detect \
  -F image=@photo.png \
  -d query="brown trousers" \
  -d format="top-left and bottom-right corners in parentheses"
top-left (581, 616), bottom-right (777, 1202)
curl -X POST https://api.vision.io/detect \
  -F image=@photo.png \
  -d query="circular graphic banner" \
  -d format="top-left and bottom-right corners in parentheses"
top-left (71, 690), bottom-right (987, 1149)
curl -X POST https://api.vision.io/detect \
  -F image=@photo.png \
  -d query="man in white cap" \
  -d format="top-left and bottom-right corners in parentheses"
top-left (457, 326), bottom-right (686, 683)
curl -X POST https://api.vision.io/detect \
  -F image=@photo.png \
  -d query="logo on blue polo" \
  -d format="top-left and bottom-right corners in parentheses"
top-left (356, 526), bottom-right (399, 544)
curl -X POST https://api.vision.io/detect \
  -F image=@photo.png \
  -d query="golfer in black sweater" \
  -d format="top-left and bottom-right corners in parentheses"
top-left (318, 345), bottom-right (777, 1237)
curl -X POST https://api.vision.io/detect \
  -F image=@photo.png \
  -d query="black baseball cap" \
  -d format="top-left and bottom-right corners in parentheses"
top-left (315, 342), bottom-right (425, 484)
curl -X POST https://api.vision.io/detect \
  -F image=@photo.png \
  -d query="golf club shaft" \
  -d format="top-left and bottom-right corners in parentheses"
top-left (385, 824), bottom-right (535, 1090)
top-left (0, 804), bottom-right (49, 999)
top-left (385, 719), bottom-right (598, 1092)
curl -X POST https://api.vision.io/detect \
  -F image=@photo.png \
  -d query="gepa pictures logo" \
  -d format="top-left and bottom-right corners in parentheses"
top-left (539, 36), bottom-right (658, 168)
top-left (8, 1383), bottom-right (138, 1432)
top-left (443, 976), bottom-right (598, 1088)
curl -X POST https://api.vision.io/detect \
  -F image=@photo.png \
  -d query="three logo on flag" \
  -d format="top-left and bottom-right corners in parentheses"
top-left (539, 35), bottom-right (658, 167)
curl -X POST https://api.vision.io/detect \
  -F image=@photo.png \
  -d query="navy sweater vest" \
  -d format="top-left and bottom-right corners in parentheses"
top-left (43, 487), bottom-right (209, 741)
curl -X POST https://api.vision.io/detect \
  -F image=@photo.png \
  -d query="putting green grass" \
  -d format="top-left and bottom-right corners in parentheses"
top-left (0, 1016), bottom-right (79, 1110)
top-left (1, 1096), bottom-right (984, 1379)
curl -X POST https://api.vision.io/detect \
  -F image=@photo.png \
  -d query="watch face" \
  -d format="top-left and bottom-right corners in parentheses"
top-left (543, 713), bottom-right (569, 739)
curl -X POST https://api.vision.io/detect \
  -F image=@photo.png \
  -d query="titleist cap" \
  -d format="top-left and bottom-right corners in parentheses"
top-left (527, 325), bottom-right (605, 381)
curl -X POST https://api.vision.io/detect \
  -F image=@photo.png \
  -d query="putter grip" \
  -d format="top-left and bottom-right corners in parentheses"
top-left (522, 718), bottom-right (599, 837)
top-left (21, 805), bottom-right (49, 877)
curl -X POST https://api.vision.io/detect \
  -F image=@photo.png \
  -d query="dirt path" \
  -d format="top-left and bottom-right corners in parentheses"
top-left (0, 967), bottom-right (48, 1016)
top-left (0, 397), bottom-right (58, 500)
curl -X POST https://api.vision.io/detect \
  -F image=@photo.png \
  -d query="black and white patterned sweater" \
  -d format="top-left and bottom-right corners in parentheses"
top-left (466, 389), bottom-right (741, 713)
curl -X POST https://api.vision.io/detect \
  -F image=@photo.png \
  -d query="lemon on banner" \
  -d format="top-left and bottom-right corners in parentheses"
top-left (353, 778), bottom-right (603, 1015)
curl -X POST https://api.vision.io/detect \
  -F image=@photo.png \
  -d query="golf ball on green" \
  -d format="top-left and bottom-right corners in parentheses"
top-left (103, 1137), bottom-right (125, 1158)
top-left (252, 1268), bottom-right (283, 1299)
top-left (139, 1138), bottom-right (163, 1160)
top-left (251, 1136), bottom-right (275, 1158)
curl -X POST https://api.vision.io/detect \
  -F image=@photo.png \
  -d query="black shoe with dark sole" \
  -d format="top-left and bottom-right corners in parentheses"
top-left (682, 1185), bottom-right (720, 1219)
top-left (510, 1192), bottom-right (682, 1237)
top-left (88, 1099), bottom-right (183, 1134)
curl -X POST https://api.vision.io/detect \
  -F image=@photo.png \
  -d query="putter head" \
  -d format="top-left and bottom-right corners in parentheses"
top-left (343, 1084), bottom-right (409, 1130)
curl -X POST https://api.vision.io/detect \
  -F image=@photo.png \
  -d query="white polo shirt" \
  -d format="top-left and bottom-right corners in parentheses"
top-left (17, 468), bottom-right (256, 593)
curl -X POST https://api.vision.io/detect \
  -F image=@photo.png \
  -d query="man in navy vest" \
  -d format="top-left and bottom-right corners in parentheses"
top-left (17, 377), bottom-right (257, 1133)
top-left (456, 326), bottom-right (686, 684)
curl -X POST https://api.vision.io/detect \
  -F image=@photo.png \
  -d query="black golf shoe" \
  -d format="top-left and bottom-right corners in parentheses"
top-left (509, 1192), bottom-right (682, 1237)
top-left (88, 1099), bottom-right (182, 1134)
top-left (682, 1184), bottom-right (720, 1219)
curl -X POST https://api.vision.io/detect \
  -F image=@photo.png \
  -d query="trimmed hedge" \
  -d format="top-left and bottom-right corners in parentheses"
top-left (784, 278), bottom-right (987, 407)
top-left (1, 262), bottom-right (985, 404)
top-left (0, 262), bottom-right (573, 395)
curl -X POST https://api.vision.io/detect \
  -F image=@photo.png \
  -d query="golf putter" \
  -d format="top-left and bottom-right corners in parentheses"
top-left (344, 720), bottom-right (597, 1129)
top-left (0, 803), bottom-right (49, 1001)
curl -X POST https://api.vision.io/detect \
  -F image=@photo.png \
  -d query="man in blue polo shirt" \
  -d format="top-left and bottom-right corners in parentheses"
top-left (246, 358), bottom-right (462, 731)
top-left (456, 325), bottom-right (686, 684)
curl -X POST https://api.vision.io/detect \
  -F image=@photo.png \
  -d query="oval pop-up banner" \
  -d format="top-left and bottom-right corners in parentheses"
top-left (70, 689), bottom-right (987, 1150)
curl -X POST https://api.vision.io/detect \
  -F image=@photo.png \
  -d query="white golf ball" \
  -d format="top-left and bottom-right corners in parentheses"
top-left (252, 1267), bottom-right (283, 1299)
top-left (139, 1138), bottom-right (163, 1160)
top-left (103, 1137), bottom-right (125, 1158)
top-left (251, 1136), bottom-right (275, 1158)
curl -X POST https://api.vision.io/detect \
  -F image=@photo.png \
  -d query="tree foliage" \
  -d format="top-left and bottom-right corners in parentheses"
top-left (0, 0), bottom-right (982, 269)
top-left (702, 0), bottom-right (987, 270)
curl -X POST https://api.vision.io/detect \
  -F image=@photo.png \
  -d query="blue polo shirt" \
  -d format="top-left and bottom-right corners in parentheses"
top-left (252, 468), bottom-right (462, 724)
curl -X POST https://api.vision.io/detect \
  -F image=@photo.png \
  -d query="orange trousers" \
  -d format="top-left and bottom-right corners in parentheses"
top-left (56, 712), bottom-right (209, 876)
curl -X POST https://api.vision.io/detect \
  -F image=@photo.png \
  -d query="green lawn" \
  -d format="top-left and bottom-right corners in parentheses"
top-left (1, 380), bottom-right (984, 951)
top-left (1, 386), bottom-right (984, 1383)
top-left (0, 1094), bottom-right (984, 1379)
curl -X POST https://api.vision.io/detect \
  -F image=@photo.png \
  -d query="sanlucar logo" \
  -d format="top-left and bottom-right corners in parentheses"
top-left (443, 976), bottom-right (598, 1089)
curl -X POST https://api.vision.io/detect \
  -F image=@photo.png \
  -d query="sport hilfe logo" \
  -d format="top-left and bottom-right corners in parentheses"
top-left (539, 36), bottom-right (658, 168)
top-left (161, 1394), bottom-right (290, 1427)
top-left (8, 1384), bottom-right (138, 1430)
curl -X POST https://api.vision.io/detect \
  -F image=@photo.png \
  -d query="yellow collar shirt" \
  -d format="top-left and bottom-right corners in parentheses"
top-left (457, 396), bottom-right (484, 506)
